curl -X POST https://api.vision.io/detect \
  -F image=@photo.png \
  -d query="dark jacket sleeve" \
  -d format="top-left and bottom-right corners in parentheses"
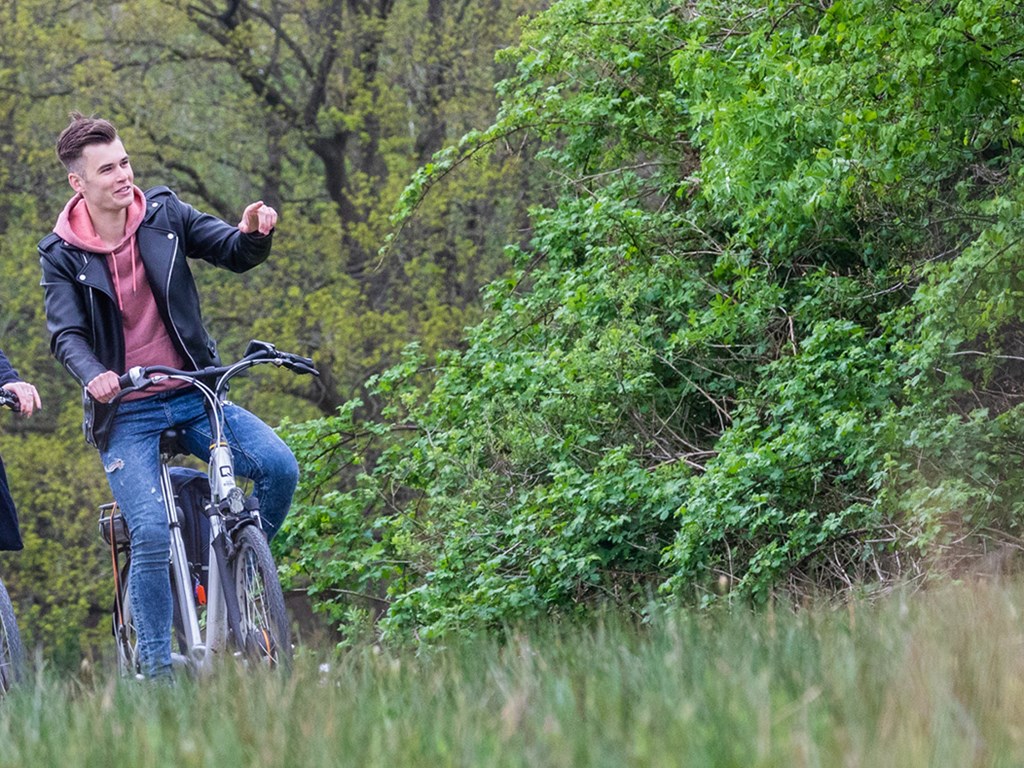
top-left (39, 243), bottom-right (108, 387)
top-left (0, 457), bottom-right (23, 551)
top-left (0, 358), bottom-right (22, 549)
top-left (0, 348), bottom-right (18, 387)
top-left (154, 188), bottom-right (273, 274)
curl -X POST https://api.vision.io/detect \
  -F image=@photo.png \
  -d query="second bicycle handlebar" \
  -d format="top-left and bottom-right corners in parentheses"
top-left (0, 389), bottom-right (19, 411)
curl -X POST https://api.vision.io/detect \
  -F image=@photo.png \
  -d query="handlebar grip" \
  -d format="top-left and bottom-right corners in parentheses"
top-left (0, 389), bottom-right (19, 410)
top-left (283, 358), bottom-right (318, 376)
top-left (118, 366), bottom-right (147, 390)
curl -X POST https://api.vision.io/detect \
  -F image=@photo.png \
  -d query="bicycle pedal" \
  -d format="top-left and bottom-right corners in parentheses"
top-left (170, 652), bottom-right (190, 670)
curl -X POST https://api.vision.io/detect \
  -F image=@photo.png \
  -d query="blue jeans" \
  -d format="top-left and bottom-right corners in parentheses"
top-left (99, 389), bottom-right (299, 678)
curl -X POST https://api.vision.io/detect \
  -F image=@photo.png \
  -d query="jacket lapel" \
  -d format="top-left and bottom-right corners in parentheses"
top-left (76, 253), bottom-right (115, 299)
top-left (136, 224), bottom-right (178, 303)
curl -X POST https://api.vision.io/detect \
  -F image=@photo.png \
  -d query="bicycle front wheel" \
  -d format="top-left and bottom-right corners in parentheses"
top-left (231, 526), bottom-right (291, 668)
top-left (0, 578), bottom-right (24, 693)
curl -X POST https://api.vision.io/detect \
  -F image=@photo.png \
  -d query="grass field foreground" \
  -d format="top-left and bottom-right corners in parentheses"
top-left (1, 581), bottom-right (1023, 766)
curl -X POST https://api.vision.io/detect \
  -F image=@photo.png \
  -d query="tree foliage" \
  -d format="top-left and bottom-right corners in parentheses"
top-left (283, 0), bottom-right (1024, 641)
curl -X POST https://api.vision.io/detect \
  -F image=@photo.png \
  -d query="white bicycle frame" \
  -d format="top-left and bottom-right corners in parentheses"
top-left (137, 363), bottom-right (263, 672)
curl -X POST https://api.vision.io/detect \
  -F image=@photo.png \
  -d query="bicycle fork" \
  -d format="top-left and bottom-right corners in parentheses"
top-left (161, 440), bottom-right (249, 673)
top-left (207, 440), bottom-right (248, 652)
top-left (161, 462), bottom-right (237, 671)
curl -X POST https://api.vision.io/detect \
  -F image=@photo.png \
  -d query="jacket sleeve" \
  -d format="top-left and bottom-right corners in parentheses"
top-left (0, 348), bottom-right (19, 387)
top-left (39, 247), bottom-right (108, 387)
top-left (162, 190), bottom-right (273, 273)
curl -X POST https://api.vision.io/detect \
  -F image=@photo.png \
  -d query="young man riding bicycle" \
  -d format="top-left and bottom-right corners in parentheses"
top-left (39, 112), bottom-right (298, 681)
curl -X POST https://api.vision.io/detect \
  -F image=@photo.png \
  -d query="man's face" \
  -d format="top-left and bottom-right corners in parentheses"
top-left (68, 139), bottom-right (134, 217)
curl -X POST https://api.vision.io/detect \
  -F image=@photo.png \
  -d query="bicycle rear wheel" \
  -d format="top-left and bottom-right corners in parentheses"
top-left (0, 577), bottom-right (24, 693)
top-left (114, 567), bottom-right (141, 679)
top-left (230, 526), bottom-right (291, 668)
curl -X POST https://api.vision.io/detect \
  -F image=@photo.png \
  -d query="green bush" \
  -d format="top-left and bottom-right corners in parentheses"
top-left (281, 0), bottom-right (1024, 641)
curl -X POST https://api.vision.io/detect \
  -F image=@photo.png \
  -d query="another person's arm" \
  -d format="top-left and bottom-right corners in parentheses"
top-left (0, 349), bottom-right (41, 416)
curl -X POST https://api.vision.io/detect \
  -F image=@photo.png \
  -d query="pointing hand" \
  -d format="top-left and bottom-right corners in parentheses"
top-left (238, 201), bottom-right (278, 235)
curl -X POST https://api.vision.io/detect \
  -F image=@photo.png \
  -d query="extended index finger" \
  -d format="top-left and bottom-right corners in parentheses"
top-left (238, 200), bottom-right (264, 233)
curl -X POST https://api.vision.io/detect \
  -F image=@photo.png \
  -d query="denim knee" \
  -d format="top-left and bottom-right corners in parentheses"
top-left (255, 447), bottom-right (298, 539)
top-left (128, 519), bottom-right (170, 565)
top-left (270, 447), bottom-right (299, 491)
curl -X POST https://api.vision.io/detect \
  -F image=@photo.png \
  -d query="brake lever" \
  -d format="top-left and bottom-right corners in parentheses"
top-left (271, 350), bottom-right (318, 376)
top-left (281, 360), bottom-right (319, 377)
top-left (118, 366), bottom-right (149, 390)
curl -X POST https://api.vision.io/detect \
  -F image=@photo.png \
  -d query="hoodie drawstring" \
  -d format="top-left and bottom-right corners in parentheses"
top-left (108, 240), bottom-right (139, 313)
top-left (110, 250), bottom-right (124, 312)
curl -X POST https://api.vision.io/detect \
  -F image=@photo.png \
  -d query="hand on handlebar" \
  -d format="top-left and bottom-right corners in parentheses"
top-left (87, 371), bottom-right (123, 403)
top-left (1, 382), bottom-right (41, 416)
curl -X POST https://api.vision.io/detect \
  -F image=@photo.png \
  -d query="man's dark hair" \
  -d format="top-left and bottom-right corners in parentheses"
top-left (56, 112), bottom-right (119, 174)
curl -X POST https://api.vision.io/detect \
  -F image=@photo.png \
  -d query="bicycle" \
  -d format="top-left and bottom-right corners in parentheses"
top-left (0, 388), bottom-right (24, 694)
top-left (97, 340), bottom-right (318, 678)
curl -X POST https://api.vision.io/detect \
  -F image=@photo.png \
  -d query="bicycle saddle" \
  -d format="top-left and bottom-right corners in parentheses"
top-left (158, 428), bottom-right (188, 458)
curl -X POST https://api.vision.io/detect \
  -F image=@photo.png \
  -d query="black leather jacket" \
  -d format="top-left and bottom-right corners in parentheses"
top-left (39, 186), bottom-right (273, 449)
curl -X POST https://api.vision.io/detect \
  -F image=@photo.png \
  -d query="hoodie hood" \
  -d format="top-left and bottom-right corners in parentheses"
top-left (53, 185), bottom-right (146, 253)
top-left (53, 185), bottom-right (148, 313)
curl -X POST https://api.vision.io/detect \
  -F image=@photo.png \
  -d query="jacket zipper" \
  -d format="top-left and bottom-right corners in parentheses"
top-left (163, 234), bottom-right (198, 369)
top-left (82, 253), bottom-right (101, 387)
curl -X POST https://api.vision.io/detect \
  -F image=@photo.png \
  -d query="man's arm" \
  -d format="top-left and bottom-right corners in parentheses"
top-left (39, 251), bottom-right (108, 389)
top-left (155, 189), bottom-right (277, 273)
top-left (0, 349), bottom-right (17, 387)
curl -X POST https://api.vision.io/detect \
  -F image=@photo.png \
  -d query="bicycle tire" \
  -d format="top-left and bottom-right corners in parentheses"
top-left (0, 577), bottom-right (24, 693)
top-left (230, 526), bottom-right (291, 668)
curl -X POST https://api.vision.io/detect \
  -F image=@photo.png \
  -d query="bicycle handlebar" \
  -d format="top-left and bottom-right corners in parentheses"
top-left (114, 339), bottom-right (319, 394)
top-left (0, 388), bottom-right (19, 411)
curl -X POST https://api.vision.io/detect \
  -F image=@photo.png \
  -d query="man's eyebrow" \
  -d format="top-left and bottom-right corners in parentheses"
top-left (96, 155), bottom-right (130, 173)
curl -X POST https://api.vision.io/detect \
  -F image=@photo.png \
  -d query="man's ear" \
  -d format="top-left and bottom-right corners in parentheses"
top-left (68, 172), bottom-right (83, 193)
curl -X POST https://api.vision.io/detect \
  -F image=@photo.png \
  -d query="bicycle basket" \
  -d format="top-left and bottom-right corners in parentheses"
top-left (98, 502), bottom-right (130, 551)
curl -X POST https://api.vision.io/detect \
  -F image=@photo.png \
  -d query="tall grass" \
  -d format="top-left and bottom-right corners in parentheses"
top-left (2, 581), bottom-right (1024, 767)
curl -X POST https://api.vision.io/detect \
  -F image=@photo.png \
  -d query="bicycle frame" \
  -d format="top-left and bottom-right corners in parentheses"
top-left (105, 340), bottom-right (317, 674)
top-left (162, 452), bottom-right (225, 668)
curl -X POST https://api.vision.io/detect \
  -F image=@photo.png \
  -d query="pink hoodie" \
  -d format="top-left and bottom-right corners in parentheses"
top-left (54, 187), bottom-right (186, 389)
